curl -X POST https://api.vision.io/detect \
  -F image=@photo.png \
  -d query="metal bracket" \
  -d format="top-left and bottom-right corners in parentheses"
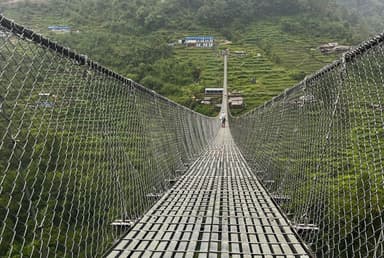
top-left (111, 219), bottom-right (135, 228)
top-left (292, 224), bottom-right (319, 233)
top-left (146, 193), bottom-right (163, 201)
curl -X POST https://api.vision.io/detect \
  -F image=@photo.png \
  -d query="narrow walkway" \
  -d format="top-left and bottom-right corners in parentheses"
top-left (107, 128), bottom-right (310, 257)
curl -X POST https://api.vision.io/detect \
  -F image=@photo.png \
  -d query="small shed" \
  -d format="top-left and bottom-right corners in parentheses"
top-left (48, 26), bottom-right (71, 32)
top-left (229, 96), bottom-right (244, 108)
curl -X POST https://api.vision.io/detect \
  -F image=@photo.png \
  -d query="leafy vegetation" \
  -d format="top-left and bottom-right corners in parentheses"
top-left (230, 56), bottom-right (384, 256)
top-left (0, 0), bottom-right (383, 257)
top-left (336, 0), bottom-right (384, 36)
top-left (0, 34), bottom-right (219, 256)
top-left (0, 0), bottom-right (371, 115)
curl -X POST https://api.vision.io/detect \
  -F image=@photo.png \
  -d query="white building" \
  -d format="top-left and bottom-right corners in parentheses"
top-left (205, 88), bottom-right (223, 96)
top-left (180, 36), bottom-right (214, 48)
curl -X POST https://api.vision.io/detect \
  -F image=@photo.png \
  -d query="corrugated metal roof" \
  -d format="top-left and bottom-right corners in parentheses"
top-left (205, 88), bottom-right (223, 91)
top-left (185, 36), bottom-right (214, 41)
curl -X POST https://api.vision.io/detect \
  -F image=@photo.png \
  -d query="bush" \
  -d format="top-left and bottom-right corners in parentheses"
top-left (140, 75), bottom-right (163, 91)
top-left (290, 70), bottom-right (306, 81)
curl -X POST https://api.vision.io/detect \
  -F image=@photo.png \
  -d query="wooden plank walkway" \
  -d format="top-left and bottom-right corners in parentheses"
top-left (107, 128), bottom-right (311, 257)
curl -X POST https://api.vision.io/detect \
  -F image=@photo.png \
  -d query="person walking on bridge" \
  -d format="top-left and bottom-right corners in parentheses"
top-left (220, 112), bottom-right (226, 128)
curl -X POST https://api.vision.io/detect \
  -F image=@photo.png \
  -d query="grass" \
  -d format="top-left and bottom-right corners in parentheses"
top-left (169, 16), bottom-right (346, 115)
top-left (2, 7), bottom-right (349, 116)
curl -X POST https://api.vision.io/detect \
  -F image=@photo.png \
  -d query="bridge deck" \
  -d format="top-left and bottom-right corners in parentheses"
top-left (108, 128), bottom-right (310, 257)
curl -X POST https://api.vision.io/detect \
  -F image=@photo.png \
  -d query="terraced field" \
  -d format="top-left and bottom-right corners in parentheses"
top-left (3, 6), bottom-right (347, 116)
top-left (170, 30), bottom-right (225, 88)
top-left (244, 20), bottom-right (340, 72)
top-left (169, 46), bottom-right (222, 115)
top-left (174, 47), bottom-right (223, 88)
top-left (172, 18), bottom-right (345, 115)
top-left (226, 42), bottom-right (296, 113)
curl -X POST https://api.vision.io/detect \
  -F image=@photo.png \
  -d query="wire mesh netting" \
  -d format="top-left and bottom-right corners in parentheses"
top-left (230, 34), bottom-right (384, 257)
top-left (0, 16), bottom-right (219, 257)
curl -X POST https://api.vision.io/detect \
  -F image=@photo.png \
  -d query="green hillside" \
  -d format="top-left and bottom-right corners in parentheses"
top-left (166, 16), bottom-right (346, 115)
top-left (336, 0), bottom-right (384, 35)
top-left (0, 0), bottom-right (363, 115)
top-left (0, 1), bottom-right (379, 256)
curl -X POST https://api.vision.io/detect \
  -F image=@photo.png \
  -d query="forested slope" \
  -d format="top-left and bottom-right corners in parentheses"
top-left (0, 0), bottom-right (366, 114)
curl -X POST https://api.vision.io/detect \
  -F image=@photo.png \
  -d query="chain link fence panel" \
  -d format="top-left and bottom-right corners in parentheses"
top-left (230, 34), bottom-right (384, 257)
top-left (0, 16), bottom-right (219, 257)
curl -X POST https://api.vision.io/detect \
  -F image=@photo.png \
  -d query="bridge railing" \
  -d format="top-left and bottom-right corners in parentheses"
top-left (230, 33), bottom-right (384, 257)
top-left (0, 16), bottom-right (219, 257)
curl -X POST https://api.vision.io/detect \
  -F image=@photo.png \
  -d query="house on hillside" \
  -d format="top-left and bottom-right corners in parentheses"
top-left (180, 36), bottom-right (214, 48)
top-left (229, 96), bottom-right (244, 108)
top-left (319, 42), bottom-right (351, 54)
top-left (319, 42), bottom-right (338, 51)
top-left (205, 88), bottom-right (223, 96)
top-left (48, 26), bottom-right (71, 33)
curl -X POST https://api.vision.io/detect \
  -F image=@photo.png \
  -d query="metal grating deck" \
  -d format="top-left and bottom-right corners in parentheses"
top-left (107, 128), bottom-right (311, 257)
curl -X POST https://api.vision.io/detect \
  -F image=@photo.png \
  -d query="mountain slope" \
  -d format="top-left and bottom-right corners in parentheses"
top-left (0, 0), bottom-right (360, 115)
top-left (336, 0), bottom-right (384, 35)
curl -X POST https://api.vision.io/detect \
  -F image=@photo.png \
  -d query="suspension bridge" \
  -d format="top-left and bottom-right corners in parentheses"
top-left (0, 15), bottom-right (383, 257)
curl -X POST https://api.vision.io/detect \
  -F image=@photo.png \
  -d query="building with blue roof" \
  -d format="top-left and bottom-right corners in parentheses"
top-left (180, 36), bottom-right (214, 48)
